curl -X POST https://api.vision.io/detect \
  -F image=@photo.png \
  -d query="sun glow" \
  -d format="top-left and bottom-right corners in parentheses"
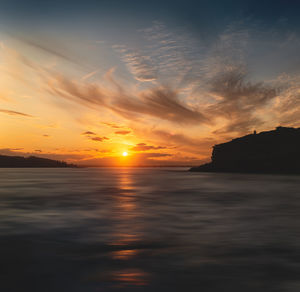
top-left (122, 151), bottom-right (128, 157)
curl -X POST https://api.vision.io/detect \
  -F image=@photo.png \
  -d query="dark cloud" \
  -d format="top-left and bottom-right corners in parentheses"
top-left (207, 69), bottom-right (278, 134)
top-left (131, 143), bottom-right (166, 151)
top-left (45, 74), bottom-right (108, 109)
top-left (43, 134), bottom-right (50, 137)
top-left (112, 86), bottom-right (208, 125)
top-left (81, 131), bottom-right (109, 142)
top-left (41, 61), bottom-right (279, 137)
top-left (90, 136), bottom-right (109, 142)
top-left (152, 129), bottom-right (216, 154)
top-left (115, 130), bottom-right (131, 135)
top-left (42, 71), bottom-right (208, 125)
top-left (0, 109), bottom-right (34, 117)
top-left (102, 122), bottom-right (122, 129)
top-left (82, 131), bottom-right (96, 135)
top-left (139, 152), bottom-right (170, 158)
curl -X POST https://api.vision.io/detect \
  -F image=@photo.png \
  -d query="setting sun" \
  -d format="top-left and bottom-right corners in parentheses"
top-left (122, 151), bottom-right (128, 157)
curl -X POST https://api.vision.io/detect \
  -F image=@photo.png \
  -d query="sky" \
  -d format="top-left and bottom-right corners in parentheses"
top-left (1, 0), bottom-right (300, 166)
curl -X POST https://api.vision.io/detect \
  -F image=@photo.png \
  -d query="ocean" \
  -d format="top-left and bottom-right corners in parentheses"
top-left (0, 167), bottom-right (299, 291)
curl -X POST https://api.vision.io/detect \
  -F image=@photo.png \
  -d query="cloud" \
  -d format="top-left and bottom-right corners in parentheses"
top-left (114, 21), bottom-right (203, 85)
top-left (0, 109), bottom-right (34, 117)
top-left (35, 23), bottom-right (266, 131)
top-left (81, 131), bottom-right (109, 142)
top-left (131, 143), bottom-right (166, 151)
top-left (44, 74), bottom-right (108, 108)
top-left (9, 21), bottom-right (300, 161)
top-left (12, 34), bottom-right (84, 68)
top-left (78, 152), bottom-right (172, 166)
top-left (102, 122), bottom-right (122, 129)
top-left (267, 74), bottom-right (300, 128)
top-left (206, 68), bottom-right (278, 134)
top-left (81, 70), bottom-right (99, 81)
top-left (111, 86), bottom-right (208, 125)
top-left (115, 130), bottom-right (131, 135)
top-left (138, 128), bottom-right (218, 158)
top-left (114, 45), bottom-right (157, 82)
top-left (137, 152), bottom-right (171, 159)
top-left (82, 131), bottom-right (96, 135)
top-left (13, 24), bottom-right (267, 131)
top-left (41, 70), bottom-right (208, 125)
top-left (90, 136), bottom-right (109, 142)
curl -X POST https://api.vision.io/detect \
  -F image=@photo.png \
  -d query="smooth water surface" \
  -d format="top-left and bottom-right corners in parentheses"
top-left (0, 167), bottom-right (300, 291)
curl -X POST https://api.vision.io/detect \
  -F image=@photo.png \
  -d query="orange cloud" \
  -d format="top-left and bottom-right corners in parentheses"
top-left (82, 131), bottom-right (96, 135)
top-left (90, 136), bottom-right (109, 142)
top-left (102, 122), bottom-right (122, 129)
top-left (131, 143), bottom-right (166, 151)
top-left (115, 130), bottom-right (131, 135)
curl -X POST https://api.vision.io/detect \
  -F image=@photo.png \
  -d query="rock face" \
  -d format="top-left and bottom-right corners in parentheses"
top-left (190, 127), bottom-right (300, 174)
top-left (0, 155), bottom-right (77, 168)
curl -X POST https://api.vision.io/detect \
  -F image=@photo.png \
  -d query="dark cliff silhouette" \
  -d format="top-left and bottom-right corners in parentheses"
top-left (0, 155), bottom-right (77, 168)
top-left (190, 126), bottom-right (300, 174)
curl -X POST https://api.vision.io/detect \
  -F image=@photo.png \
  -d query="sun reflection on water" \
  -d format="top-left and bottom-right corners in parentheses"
top-left (111, 269), bottom-right (149, 286)
top-left (106, 169), bottom-right (149, 286)
top-left (109, 170), bottom-right (141, 244)
top-left (110, 249), bottom-right (138, 260)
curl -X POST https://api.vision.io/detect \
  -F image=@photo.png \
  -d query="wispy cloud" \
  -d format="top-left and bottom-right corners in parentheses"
top-left (111, 86), bottom-right (208, 125)
top-left (114, 45), bottom-right (157, 82)
top-left (206, 68), bottom-right (278, 134)
top-left (41, 70), bottom-right (208, 125)
top-left (114, 21), bottom-right (204, 86)
top-left (81, 70), bottom-right (99, 81)
top-left (11, 34), bottom-right (84, 68)
top-left (0, 109), bottom-right (34, 117)
top-left (131, 143), bottom-right (166, 151)
top-left (102, 122), bottom-right (122, 129)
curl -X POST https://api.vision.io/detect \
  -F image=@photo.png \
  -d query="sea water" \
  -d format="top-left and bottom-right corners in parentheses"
top-left (0, 167), bottom-right (299, 291)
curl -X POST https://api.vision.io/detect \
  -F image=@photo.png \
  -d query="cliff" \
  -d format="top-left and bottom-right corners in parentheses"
top-left (0, 155), bottom-right (77, 168)
top-left (190, 126), bottom-right (300, 174)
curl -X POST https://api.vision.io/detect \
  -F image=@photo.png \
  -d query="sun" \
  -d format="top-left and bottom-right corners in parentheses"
top-left (122, 151), bottom-right (128, 157)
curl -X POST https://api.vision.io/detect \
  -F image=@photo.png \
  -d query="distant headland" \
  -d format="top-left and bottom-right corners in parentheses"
top-left (190, 126), bottom-right (300, 174)
top-left (0, 155), bottom-right (77, 168)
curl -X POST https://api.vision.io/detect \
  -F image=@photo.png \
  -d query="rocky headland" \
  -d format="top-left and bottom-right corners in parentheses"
top-left (190, 126), bottom-right (300, 174)
top-left (0, 155), bottom-right (77, 168)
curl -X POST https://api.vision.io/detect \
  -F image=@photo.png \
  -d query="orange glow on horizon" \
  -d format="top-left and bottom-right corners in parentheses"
top-left (0, 42), bottom-right (213, 167)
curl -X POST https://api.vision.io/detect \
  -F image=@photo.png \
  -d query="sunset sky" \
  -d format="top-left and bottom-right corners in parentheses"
top-left (1, 0), bottom-right (300, 166)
